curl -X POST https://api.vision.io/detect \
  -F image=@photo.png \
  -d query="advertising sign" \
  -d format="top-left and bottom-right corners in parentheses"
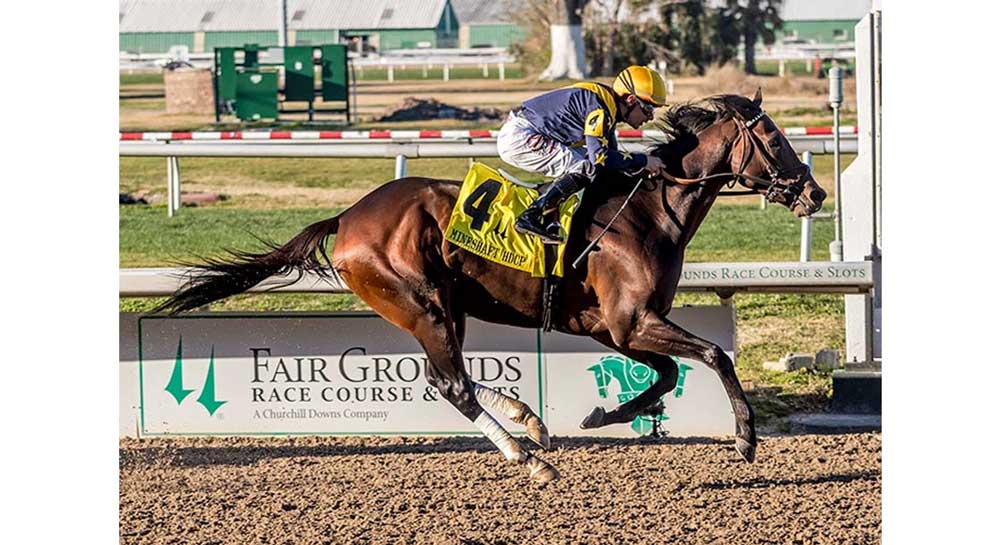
top-left (541, 305), bottom-right (736, 438)
top-left (129, 314), bottom-right (539, 436)
top-left (121, 306), bottom-right (735, 438)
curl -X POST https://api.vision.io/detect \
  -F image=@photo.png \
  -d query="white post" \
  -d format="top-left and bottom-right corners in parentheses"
top-left (173, 156), bottom-right (182, 212)
top-left (482, 63), bottom-right (488, 77)
top-left (499, 63), bottom-right (505, 80)
top-left (166, 157), bottom-right (175, 217)
top-left (444, 63), bottom-right (450, 81)
top-left (667, 79), bottom-right (674, 95)
top-left (778, 59), bottom-right (785, 77)
top-left (829, 65), bottom-right (845, 262)
top-left (395, 154), bottom-right (407, 179)
top-left (388, 65), bottom-right (394, 82)
top-left (423, 65), bottom-right (428, 78)
top-left (800, 217), bottom-right (813, 262)
top-left (166, 156), bottom-right (181, 217)
top-left (799, 151), bottom-right (813, 260)
top-left (841, 10), bottom-right (881, 366)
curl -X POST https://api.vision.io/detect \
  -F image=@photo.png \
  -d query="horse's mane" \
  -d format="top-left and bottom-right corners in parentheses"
top-left (649, 94), bottom-right (757, 157)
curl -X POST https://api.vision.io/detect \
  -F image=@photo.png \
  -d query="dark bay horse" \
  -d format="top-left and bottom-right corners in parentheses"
top-left (156, 91), bottom-right (826, 483)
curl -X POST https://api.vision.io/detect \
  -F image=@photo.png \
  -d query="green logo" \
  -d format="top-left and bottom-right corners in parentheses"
top-left (586, 355), bottom-right (693, 435)
top-left (164, 337), bottom-right (228, 416)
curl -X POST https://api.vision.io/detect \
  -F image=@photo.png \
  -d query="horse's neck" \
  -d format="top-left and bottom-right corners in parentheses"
top-left (654, 128), bottom-right (733, 248)
top-left (658, 180), bottom-right (724, 248)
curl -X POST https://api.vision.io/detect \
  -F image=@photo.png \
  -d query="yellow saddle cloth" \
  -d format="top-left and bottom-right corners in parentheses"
top-left (445, 162), bottom-right (581, 277)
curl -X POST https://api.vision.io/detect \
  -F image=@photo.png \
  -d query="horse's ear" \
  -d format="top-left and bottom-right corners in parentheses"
top-left (751, 88), bottom-right (763, 107)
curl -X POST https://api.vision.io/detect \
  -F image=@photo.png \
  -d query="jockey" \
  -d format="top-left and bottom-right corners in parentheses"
top-left (497, 65), bottom-right (667, 244)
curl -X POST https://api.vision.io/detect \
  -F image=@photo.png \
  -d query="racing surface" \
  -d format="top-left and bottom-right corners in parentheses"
top-left (120, 432), bottom-right (881, 544)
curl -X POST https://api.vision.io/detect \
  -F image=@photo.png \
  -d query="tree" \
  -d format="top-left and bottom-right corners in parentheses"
top-left (721, 0), bottom-right (783, 75)
top-left (587, 0), bottom-right (627, 76)
top-left (659, 0), bottom-right (708, 75)
top-left (539, 0), bottom-right (590, 80)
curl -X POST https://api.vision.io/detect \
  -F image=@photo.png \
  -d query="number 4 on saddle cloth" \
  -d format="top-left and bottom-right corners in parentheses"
top-left (446, 162), bottom-right (582, 278)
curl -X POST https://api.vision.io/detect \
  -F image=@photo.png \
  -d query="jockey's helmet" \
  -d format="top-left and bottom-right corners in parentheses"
top-left (613, 65), bottom-right (667, 107)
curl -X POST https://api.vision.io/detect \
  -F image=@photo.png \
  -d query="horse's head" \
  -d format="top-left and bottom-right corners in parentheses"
top-left (651, 91), bottom-right (827, 218)
top-left (725, 90), bottom-right (827, 217)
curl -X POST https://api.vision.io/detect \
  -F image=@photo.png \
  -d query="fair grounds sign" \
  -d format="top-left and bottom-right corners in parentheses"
top-left (119, 261), bottom-right (871, 438)
top-left (120, 307), bottom-right (736, 439)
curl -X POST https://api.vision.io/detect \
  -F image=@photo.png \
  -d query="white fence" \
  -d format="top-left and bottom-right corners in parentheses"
top-left (120, 133), bottom-right (857, 217)
top-left (120, 47), bottom-right (516, 78)
top-left (120, 261), bottom-right (874, 299)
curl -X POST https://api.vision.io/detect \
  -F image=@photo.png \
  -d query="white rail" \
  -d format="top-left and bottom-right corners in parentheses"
top-left (120, 262), bottom-right (872, 298)
top-left (120, 135), bottom-right (856, 217)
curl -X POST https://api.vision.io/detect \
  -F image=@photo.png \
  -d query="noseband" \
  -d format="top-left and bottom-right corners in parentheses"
top-left (657, 109), bottom-right (812, 208)
top-left (730, 111), bottom-right (811, 206)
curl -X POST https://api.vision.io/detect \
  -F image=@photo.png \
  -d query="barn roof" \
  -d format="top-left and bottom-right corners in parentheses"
top-left (119, 0), bottom-right (451, 32)
top-left (450, 0), bottom-right (517, 25)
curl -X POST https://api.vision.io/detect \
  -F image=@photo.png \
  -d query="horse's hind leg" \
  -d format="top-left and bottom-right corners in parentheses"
top-left (343, 263), bottom-right (558, 482)
top-left (444, 304), bottom-right (550, 449)
top-left (624, 310), bottom-right (757, 463)
top-left (413, 309), bottom-right (559, 482)
top-left (473, 384), bottom-right (550, 449)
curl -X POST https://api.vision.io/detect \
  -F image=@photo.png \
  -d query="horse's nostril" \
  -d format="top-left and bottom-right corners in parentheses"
top-left (809, 188), bottom-right (827, 202)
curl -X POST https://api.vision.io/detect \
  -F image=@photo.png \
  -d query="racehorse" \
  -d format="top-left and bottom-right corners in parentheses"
top-left (155, 91), bottom-right (826, 483)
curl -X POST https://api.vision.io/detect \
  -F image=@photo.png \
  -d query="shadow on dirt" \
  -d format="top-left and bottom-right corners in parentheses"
top-left (698, 468), bottom-right (880, 490)
top-left (119, 435), bottom-right (735, 469)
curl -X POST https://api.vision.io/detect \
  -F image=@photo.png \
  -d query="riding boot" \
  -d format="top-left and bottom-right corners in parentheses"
top-left (515, 172), bottom-right (587, 244)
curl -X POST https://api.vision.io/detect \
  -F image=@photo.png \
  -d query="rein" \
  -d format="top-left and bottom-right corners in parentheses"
top-left (571, 107), bottom-right (811, 269)
top-left (657, 110), bottom-right (810, 205)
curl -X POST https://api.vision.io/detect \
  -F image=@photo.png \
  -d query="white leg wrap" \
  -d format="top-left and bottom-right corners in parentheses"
top-left (474, 384), bottom-right (525, 421)
top-left (474, 412), bottom-right (527, 463)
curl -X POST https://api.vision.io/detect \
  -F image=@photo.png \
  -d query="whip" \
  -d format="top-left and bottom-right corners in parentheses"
top-left (571, 174), bottom-right (647, 270)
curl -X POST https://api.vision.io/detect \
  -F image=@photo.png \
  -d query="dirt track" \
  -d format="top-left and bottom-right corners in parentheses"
top-left (120, 432), bottom-right (880, 544)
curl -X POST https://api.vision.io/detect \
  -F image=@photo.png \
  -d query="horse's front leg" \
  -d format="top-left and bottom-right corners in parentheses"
top-left (625, 310), bottom-right (757, 463)
top-left (579, 335), bottom-right (679, 429)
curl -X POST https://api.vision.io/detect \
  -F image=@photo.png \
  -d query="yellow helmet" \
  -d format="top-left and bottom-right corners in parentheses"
top-left (613, 65), bottom-right (667, 107)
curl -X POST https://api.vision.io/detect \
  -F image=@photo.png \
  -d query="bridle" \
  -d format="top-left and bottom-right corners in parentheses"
top-left (658, 109), bottom-right (812, 208)
top-left (572, 107), bottom-right (813, 269)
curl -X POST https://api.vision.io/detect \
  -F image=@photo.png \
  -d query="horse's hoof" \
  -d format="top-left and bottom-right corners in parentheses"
top-left (526, 455), bottom-right (560, 484)
top-left (579, 406), bottom-right (606, 429)
top-left (734, 437), bottom-right (756, 463)
top-left (526, 416), bottom-right (551, 450)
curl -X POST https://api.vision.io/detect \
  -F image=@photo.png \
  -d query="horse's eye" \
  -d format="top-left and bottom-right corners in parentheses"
top-left (768, 139), bottom-right (782, 150)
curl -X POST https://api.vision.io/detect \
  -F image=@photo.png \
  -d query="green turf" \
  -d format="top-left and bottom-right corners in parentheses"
top-left (753, 59), bottom-right (856, 76)
top-left (119, 202), bottom-right (832, 266)
top-left (120, 72), bottom-right (164, 86)
top-left (119, 156), bottom-right (548, 203)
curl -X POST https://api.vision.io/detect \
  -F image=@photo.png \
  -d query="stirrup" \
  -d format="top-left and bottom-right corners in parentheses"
top-left (515, 215), bottom-right (563, 244)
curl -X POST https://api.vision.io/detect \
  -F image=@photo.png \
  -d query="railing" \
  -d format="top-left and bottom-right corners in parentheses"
top-left (120, 261), bottom-right (873, 300)
top-left (120, 132), bottom-right (857, 217)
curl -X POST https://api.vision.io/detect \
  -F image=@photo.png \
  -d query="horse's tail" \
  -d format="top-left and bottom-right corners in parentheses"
top-left (153, 215), bottom-right (342, 315)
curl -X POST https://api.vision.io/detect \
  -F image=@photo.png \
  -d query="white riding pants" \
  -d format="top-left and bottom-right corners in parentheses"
top-left (496, 112), bottom-right (589, 179)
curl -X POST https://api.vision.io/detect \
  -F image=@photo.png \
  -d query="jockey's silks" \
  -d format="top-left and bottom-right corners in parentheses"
top-left (518, 82), bottom-right (648, 173)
